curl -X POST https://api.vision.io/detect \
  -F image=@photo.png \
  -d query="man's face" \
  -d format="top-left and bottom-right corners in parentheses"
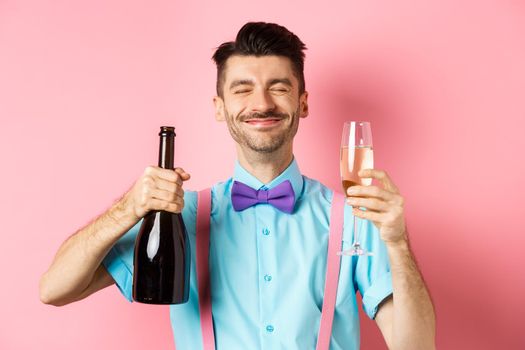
top-left (213, 55), bottom-right (308, 154)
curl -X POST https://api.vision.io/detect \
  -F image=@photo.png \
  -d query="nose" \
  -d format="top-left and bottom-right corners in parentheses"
top-left (249, 88), bottom-right (276, 112)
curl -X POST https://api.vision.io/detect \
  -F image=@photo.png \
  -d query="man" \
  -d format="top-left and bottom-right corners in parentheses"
top-left (40, 22), bottom-right (435, 349)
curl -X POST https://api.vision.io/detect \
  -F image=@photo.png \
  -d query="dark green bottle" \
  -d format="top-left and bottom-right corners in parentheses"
top-left (132, 126), bottom-right (190, 304)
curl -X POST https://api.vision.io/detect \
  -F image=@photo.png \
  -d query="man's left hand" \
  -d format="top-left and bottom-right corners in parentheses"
top-left (345, 169), bottom-right (406, 245)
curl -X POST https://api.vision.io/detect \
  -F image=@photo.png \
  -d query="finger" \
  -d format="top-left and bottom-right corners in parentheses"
top-left (175, 167), bottom-right (191, 181)
top-left (150, 188), bottom-right (183, 203)
top-left (154, 177), bottom-right (185, 197)
top-left (346, 197), bottom-right (389, 212)
top-left (347, 185), bottom-right (396, 202)
top-left (145, 166), bottom-right (183, 185)
top-left (358, 169), bottom-right (399, 193)
top-left (148, 198), bottom-right (184, 214)
top-left (352, 207), bottom-right (384, 222)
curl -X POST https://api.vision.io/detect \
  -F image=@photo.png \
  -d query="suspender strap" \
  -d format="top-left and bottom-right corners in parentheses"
top-left (316, 192), bottom-right (345, 350)
top-left (196, 189), bottom-right (215, 350)
top-left (196, 189), bottom-right (346, 350)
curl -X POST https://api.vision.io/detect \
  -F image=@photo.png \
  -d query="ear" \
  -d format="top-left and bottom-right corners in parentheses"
top-left (299, 91), bottom-right (309, 118)
top-left (213, 96), bottom-right (225, 121)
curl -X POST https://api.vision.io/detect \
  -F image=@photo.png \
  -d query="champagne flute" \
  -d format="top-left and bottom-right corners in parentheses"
top-left (339, 121), bottom-right (374, 256)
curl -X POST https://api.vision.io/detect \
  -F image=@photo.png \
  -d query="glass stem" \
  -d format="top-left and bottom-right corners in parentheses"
top-left (352, 206), bottom-right (359, 247)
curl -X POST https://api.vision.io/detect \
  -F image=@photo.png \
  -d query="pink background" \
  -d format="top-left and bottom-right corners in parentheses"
top-left (1, 0), bottom-right (524, 349)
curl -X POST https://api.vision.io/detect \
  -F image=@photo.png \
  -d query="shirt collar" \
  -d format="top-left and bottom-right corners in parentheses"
top-left (232, 157), bottom-right (304, 204)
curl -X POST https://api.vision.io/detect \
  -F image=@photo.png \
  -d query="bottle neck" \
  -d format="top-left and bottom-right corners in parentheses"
top-left (158, 133), bottom-right (175, 170)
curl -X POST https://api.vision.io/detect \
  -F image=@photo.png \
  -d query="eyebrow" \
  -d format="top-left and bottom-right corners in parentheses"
top-left (229, 79), bottom-right (254, 90)
top-left (267, 78), bottom-right (292, 87)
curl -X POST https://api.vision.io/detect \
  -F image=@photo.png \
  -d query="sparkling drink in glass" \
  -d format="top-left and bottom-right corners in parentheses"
top-left (340, 121), bottom-right (374, 256)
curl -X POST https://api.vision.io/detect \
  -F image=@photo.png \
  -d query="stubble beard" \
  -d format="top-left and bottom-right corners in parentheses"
top-left (225, 108), bottom-right (300, 154)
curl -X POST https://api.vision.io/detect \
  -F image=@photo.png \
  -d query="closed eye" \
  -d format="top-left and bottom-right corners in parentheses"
top-left (269, 82), bottom-right (291, 94)
top-left (233, 89), bottom-right (252, 94)
top-left (270, 87), bottom-right (289, 94)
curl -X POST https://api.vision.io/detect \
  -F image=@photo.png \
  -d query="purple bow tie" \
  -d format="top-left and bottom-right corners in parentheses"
top-left (231, 180), bottom-right (295, 214)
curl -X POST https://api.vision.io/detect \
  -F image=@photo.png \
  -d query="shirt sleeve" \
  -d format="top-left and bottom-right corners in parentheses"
top-left (102, 190), bottom-right (198, 302)
top-left (102, 221), bottom-right (140, 302)
top-left (344, 204), bottom-right (393, 319)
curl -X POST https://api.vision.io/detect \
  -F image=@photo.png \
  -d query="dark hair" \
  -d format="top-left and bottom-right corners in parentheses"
top-left (212, 22), bottom-right (307, 97)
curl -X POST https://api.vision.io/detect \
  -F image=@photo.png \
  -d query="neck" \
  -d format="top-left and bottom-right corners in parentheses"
top-left (236, 143), bottom-right (294, 184)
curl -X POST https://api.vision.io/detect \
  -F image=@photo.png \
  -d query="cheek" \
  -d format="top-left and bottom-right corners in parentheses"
top-left (280, 94), bottom-right (300, 110)
top-left (224, 100), bottom-right (246, 119)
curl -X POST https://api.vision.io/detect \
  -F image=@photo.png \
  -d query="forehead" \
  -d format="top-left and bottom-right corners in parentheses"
top-left (223, 55), bottom-right (297, 84)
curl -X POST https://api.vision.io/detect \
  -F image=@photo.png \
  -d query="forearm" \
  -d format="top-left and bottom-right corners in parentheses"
top-left (387, 236), bottom-right (436, 350)
top-left (39, 195), bottom-right (138, 305)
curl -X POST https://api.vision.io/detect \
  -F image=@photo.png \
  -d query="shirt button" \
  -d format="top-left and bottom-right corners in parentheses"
top-left (262, 228), bottom-right (270, 236)
top-left (266, 325), bottom-right (274, 333)
top-left (264, 274), bottom-right (272, 282)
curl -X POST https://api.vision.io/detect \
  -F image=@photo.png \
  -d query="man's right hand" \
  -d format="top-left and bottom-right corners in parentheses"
top-left (123, 166), bottom-right (191, 220)
top-left (39, 165), bottom-right (191, 306)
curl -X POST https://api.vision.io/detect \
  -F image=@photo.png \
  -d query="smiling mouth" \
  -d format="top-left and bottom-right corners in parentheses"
top-left (245, 118), bottom-right (282, 127)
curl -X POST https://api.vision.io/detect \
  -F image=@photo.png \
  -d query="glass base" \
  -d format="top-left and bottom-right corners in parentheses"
top-left (337, 243), bottom-right (373, 257)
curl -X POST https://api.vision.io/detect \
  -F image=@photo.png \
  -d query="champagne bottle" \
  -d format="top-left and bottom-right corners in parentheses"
top-left (132, 126), bottom-right (190, 304)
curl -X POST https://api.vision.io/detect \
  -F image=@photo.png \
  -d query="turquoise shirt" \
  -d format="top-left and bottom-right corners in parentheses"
top-left (103, 158), bottom-right (392, 349)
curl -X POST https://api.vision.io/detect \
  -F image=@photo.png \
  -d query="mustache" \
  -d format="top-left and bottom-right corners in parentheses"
top-left (241, 112), bottom-right (288, 122)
